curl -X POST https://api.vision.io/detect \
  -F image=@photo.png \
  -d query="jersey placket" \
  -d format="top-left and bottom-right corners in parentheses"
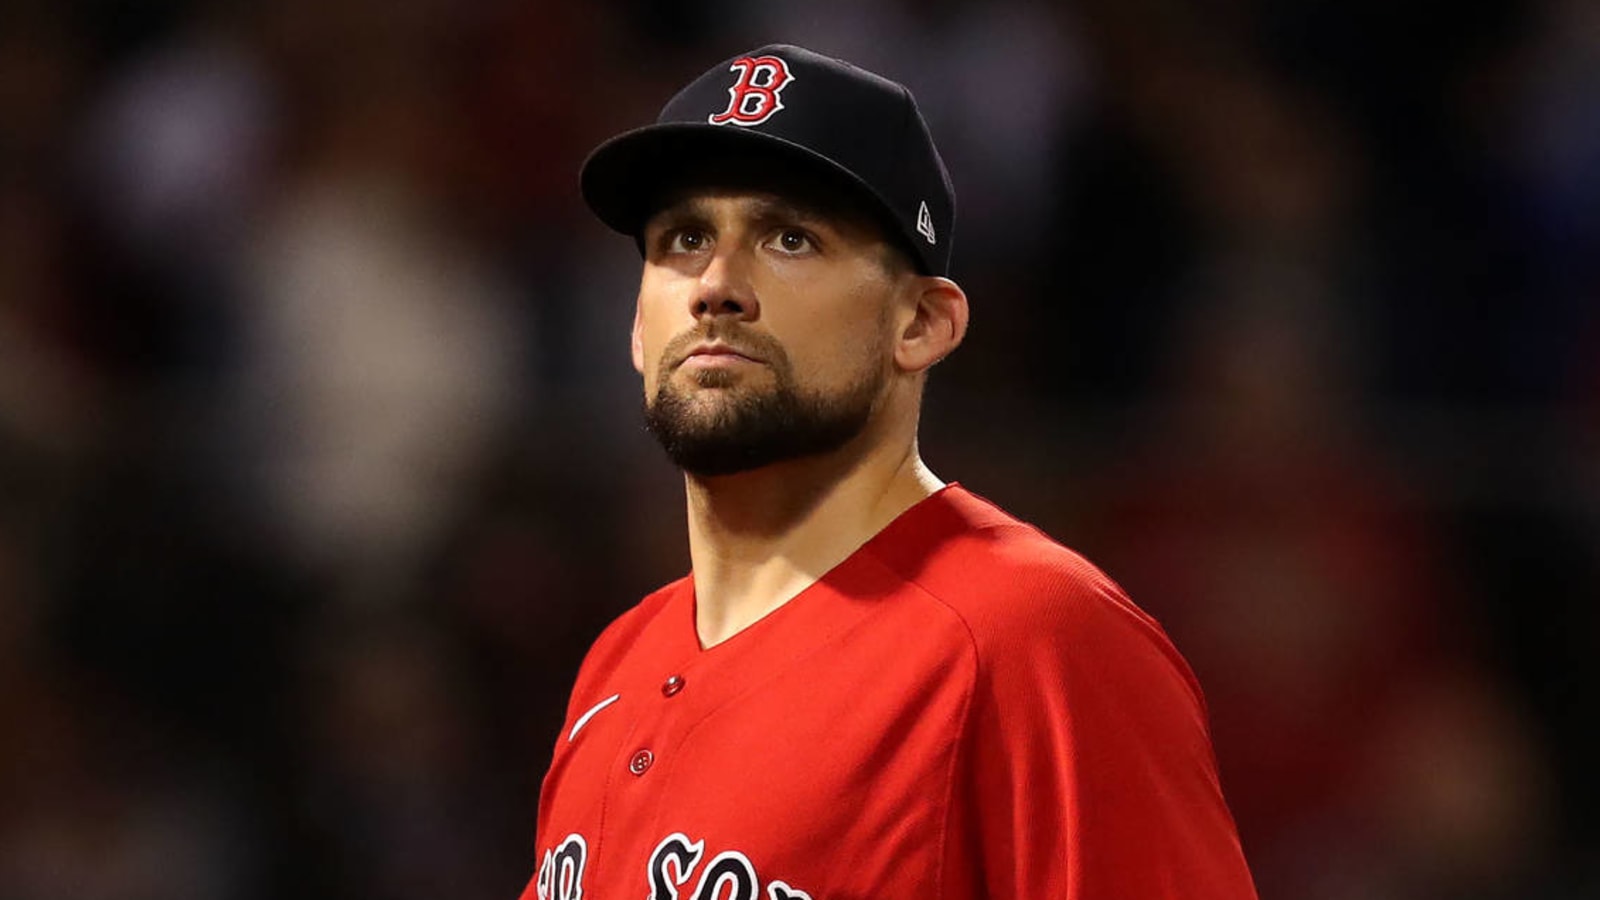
top-left (585, 597), bottom-right (709, 884)
top-left (594, 567), bottom-right (887, 880)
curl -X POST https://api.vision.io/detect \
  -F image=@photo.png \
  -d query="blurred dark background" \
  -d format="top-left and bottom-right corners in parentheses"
top-left (1, 0), bottom-right (1597, 897)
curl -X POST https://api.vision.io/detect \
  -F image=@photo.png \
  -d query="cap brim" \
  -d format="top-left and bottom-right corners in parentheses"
top-left (580, 123), bottom-right (902, 249)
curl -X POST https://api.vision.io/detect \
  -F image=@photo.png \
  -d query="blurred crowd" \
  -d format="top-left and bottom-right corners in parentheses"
top-left (1, 0), bottom-right (1597, 897)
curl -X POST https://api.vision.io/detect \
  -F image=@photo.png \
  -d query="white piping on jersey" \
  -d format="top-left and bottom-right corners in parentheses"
top-left (568, 693), bottom-right (621, 742)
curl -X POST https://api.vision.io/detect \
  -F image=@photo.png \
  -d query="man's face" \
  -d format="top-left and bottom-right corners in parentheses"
top-left (633, 182), bottom-right (908, 477)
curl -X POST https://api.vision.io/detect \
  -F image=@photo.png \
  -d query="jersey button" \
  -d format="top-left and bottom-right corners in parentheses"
top-left (629, 749), bottom-right (654, 776)
top-left (661, 674), bottom-right (685, 697)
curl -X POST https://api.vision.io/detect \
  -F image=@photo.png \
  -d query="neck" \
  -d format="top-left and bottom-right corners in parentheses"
top-left (683, 424), bottom-right (943, 648)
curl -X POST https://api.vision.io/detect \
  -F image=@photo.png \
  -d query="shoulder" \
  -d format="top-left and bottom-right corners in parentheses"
top-left (909, 491), bottom-right (1254, 896)
top-left (862, 485), bottom-right (1203, 705)
top-left (863, 484), bottom-right (1151, 638)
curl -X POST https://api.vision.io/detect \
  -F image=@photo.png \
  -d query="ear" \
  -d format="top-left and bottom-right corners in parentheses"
top-left (893, 276), bottom-right (969, 373)
top-left (631, 298), bottom-right (646, 376)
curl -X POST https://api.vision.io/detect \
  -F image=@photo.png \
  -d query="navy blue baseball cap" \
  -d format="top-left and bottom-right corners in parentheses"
top-left (580, 44), bottom-right (956, 277)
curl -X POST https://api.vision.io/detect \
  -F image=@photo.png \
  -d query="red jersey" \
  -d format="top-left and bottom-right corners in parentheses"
top-left (522, 485), bottom-right (1256, 899)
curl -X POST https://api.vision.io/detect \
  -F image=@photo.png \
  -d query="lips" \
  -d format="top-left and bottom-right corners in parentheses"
top-left (680, 342), bottom-right (763, 366)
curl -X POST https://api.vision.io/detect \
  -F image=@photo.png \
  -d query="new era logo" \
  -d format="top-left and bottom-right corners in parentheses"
top-left (915, 201), bottom-right (936, 244)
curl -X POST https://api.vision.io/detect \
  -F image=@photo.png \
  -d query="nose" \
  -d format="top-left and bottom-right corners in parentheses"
top-left (688, 246), bottom-right (760, 322)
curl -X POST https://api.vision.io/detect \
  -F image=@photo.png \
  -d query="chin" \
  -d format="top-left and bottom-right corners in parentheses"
top-left (687, 366), bottom-right (766, 391)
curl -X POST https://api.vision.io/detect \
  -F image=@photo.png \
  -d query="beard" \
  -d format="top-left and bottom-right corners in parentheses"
top-left (643, 326), bottom-right (887, 478)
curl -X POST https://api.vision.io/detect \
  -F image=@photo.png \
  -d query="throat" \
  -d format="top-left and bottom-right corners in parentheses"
top-left (692, 566), bottom-right (820, 649)
top-left (681, 434), bottom-right (942, 648)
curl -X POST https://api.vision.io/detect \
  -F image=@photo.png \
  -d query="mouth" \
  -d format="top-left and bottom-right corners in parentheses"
top-left (679, 342), bottom-right (764, 368)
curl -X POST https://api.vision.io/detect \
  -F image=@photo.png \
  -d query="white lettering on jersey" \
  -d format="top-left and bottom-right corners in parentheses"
top-left (648, 832), bottom-right (706, 900)
top-left (687, 851), bottom-right (758, 900)
top-left (647, 833), bottom-right (810, 900)
top-left (536, 833), bottom-right (587, 900)
top-left (767, 881), bottom-right (813, 900)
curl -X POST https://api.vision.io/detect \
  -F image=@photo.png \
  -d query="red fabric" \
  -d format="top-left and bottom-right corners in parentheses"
top-left (521, 485), bottom-right (1257, 899)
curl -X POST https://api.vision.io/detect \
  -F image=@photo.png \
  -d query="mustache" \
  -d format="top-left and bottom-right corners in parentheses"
top-left (661, 324), bottom-right (787, 370)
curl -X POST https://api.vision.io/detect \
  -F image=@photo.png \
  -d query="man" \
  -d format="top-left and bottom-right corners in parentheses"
top-left (524, 44), bottom-right (1257, 899)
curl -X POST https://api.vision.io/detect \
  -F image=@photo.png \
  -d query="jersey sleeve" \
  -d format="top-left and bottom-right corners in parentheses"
top-left (944, 562), bottom-right (1258, 899)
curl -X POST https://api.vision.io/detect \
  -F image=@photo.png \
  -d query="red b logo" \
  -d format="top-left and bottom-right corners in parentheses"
top-left (709, 55), bottom-right (795, 127)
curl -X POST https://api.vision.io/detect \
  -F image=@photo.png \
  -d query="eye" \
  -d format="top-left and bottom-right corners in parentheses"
top-left (768, 228), bottom-right (815, 255)
top-left (666, 228), bottom-right (709, 254)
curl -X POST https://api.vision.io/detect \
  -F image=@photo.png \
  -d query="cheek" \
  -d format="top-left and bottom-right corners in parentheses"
top-left (832, 274), bottom-right (897, 365)
top-left (638, 328), bottom-right (674, 398)
top-left (635, 277), bottom-right (687, 392)
top-left (781, 302), bottom-right (892, 387)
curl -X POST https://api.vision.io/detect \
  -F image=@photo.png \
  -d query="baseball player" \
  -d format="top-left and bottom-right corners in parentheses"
top-left (523, 44), bottom-right (1257, 899)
